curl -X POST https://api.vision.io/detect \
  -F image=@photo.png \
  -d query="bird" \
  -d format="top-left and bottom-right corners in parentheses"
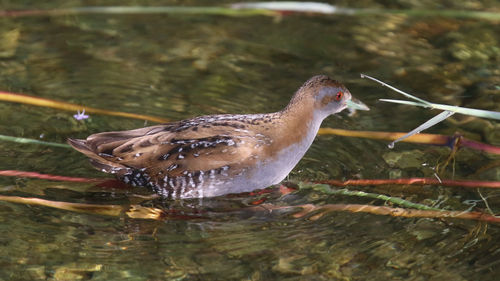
top-left (68, 75), bottom-right (368, 199)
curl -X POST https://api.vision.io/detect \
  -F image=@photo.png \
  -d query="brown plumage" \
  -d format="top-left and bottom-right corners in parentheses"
top-left (68, 75), bottom-right (367, 198)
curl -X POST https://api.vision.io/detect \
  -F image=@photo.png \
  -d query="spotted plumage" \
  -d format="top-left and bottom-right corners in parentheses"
top-left (68, 75), bottom-right (368, 198)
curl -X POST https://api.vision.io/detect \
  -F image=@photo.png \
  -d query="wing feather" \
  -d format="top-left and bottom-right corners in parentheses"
top-left (68, 119), bottom-right (268, 181)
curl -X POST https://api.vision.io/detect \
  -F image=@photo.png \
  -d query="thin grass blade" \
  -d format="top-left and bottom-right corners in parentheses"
top-left (380, 98), bottom-right (500, 120)
top-left (0, 134), bottom-right (71, 148)
top-left (379, 99), bottom-right (431, 107)
top-left (388, 110), bottom-right (455, 148)
top-left (367, 75), bottom-right (500, 120)
top-left (427, 103), bottom-right (500, 120)
top-left (361, 74), bottom-right (432, 105)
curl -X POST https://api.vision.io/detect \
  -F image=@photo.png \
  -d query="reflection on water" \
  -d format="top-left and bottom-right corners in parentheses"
top-left (0, 0), bottom-right (499, 280)
top-left (1, 190), bottom-right (498, 280)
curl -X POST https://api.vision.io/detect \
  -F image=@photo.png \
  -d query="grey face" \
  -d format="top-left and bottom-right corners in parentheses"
top-left (315, 86), bottom-right (352, 117)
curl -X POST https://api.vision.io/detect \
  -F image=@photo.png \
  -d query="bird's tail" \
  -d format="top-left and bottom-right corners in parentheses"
top-left (67, 138), bottom-right (129, 175)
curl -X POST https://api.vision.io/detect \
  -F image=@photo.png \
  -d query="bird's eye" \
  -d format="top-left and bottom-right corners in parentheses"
top-left (335, 91), bottom-right (343, 101)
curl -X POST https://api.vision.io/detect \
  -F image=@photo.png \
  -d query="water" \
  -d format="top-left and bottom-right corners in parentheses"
top-left (0, 1), bottom-right (499, 280)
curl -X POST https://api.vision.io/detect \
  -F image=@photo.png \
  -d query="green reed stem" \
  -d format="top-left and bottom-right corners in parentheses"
top-left (300, 182), bottom-right (442, 211)
top-left (0, 134), bottom-right (70, 148)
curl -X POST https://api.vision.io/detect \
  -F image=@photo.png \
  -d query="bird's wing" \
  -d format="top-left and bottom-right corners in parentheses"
top-left (68, 117), bottom-right (271, 179)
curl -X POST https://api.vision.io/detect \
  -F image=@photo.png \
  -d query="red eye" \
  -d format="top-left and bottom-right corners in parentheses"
top-left (335, 91), bottom-right (343, 101)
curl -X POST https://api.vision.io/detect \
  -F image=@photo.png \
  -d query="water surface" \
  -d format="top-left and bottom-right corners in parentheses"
top-left (0, 1), bottom-right (499, 280)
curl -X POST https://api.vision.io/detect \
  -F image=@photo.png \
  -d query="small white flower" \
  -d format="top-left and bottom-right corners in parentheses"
top-left (73, 109), bottom-right (89, 120)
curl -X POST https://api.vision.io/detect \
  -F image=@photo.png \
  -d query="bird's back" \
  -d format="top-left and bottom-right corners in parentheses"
top-left (68, 113), bottom-right (280, 198)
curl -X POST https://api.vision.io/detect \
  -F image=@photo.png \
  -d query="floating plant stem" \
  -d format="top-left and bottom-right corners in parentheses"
top-left (0, 3), bottom-right (499, 20)
top-left (318, 128), bottom-right (500, 154)
top-left (361, 8), bottom-right (500, 20)
top-left (1, 192), bottom-right (498, 222)
top-left (0, 170), bottom-right (100, 182)
top-left (282, 203), bottom-right (500, 222)
top-left (317, 178), bottom-right (500, 189)
top-left (0, 194), bottom-right (176, 219)
top-left (0, 6), bottom-right (277, 17)
top-left (230, 2), bottom-right (348, 14)
top-left (299, 183), bottom-right (442, 211)
top-left (0, 134), bottom-right (71, 148)
top-left (0, 195), bottom-right (124, 216)
top-left (0, 91), bottom-right (170, 123)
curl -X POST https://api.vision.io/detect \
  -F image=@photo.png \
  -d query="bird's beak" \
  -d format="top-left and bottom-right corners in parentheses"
top-left (346, 98), bottom-right (370, 111)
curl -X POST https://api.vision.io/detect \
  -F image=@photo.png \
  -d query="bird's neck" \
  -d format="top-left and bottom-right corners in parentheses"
top-left (267, 98), bottom-right (324, 154)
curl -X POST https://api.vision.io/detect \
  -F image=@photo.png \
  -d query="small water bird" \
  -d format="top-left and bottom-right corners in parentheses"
top-left (68, 75), bottom-right (368, 198)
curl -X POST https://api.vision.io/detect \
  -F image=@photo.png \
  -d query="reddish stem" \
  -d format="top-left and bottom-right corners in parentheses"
top-left (459, 137), bottom-right (500, 154)
top-left (0, 170), bottom-right (102, 182)
top-left (1, 171), bottom-right (499, 191)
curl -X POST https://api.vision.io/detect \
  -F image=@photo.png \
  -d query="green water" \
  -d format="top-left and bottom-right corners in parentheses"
top-left (0, 1), bottom-right (499, 280)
